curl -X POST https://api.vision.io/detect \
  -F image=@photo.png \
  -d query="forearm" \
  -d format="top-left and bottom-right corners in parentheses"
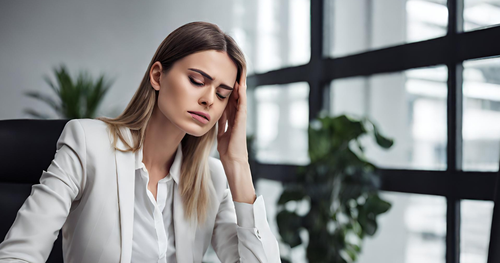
top-left (221, 160), bottom-right (256, 204)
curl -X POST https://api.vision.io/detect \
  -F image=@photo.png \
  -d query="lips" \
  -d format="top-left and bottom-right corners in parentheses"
top-left (188, 111), bottom-right (210, 121)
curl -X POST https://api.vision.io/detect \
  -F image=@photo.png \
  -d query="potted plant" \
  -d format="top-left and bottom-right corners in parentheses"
top-left (23, 64), bottom-right (114, 119)
top-left (277, 112), bottom-right (394, 263)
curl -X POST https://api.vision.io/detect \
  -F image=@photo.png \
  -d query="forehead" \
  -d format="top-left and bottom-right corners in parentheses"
top-left (177, 50), bottom-right (238, 85)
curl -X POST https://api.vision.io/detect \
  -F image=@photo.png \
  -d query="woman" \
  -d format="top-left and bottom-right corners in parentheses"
top-left (0, 21), bottom-right (281, 263)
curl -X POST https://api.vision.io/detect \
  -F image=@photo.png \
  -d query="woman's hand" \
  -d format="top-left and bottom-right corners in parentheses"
top-left (217, 67), bottom-right (256, 204)
top-left (217, 67), bottom-right (248, 163)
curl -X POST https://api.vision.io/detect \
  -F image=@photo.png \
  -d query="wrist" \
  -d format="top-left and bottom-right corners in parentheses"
top-left (220, 155), bottom-right (248, 166)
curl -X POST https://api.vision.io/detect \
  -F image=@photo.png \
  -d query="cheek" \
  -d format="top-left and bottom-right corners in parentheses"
top-left (157, 80), bottom-right (189, 119)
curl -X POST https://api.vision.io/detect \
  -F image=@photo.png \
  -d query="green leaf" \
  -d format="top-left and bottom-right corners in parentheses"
top-left (343, 244), bottom-right (358, 262)
top-left (23, 108), bottom-right (52, 119)
top-left (372, 123), bottom-right (394, 149)
top-left (278, 184), bottom-right (307, 205)
top-left (365, 194), bottom-right (392, 215)
top-left (331, 115), bottom-right (367, 142)
top-left (24, 91), bottom-right (61, 114)
top-left (84, 74), bottom-right (113, 117)
top-left (276, 210), bottom-right (303, 248)
top-left (358, 209), bottom-right (378, 236)
top-left (277, 112), bottom-right (395, 261)
top-left (25, 64), bottom-right (114, 119)
top-left (43, 75), bottom-right (60, 95)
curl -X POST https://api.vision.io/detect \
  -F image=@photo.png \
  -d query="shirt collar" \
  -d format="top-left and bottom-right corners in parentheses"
top-left (135, 143), bottom-right (183, 184)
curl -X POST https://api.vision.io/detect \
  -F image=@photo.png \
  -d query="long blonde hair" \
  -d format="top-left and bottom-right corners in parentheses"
top-left (96, 21), bottom-right (246, 225)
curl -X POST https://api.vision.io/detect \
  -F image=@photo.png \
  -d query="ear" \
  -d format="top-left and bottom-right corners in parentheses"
top-left (150, 61), bottom-right (163, 91)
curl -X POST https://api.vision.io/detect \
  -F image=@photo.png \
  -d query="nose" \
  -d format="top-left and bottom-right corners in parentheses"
top-left (199, 85), bottom-right (215, 108)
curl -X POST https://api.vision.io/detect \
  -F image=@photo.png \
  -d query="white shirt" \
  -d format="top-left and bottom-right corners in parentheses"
top-left (132, 147), bottom-right (177, 263)
top-left (131, 145), bottom-right (257, 263)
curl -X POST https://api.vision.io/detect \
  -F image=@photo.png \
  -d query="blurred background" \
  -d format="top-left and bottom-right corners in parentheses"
top-left (1, 0), bottom-right (500, 262)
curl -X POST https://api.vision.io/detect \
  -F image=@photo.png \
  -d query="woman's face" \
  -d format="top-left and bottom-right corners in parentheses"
top-left (150, 50), bottom-right (238, 137)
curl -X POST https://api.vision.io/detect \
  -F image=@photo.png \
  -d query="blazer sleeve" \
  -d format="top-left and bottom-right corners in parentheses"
top-left (0, 119), bottom-right (87, 263)
top-left (211, 186), bottom-right (281, 263)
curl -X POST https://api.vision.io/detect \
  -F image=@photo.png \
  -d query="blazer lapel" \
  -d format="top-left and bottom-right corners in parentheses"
top-left (114, 127), bottom-right (135, 263)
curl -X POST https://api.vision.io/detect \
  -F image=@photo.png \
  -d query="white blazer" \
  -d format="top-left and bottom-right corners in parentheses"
top-left (0, 119), bottom-right (281, 263)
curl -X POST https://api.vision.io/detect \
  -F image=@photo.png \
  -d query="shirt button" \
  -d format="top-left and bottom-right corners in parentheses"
top-left (255, 229), bottom-right (261, 239)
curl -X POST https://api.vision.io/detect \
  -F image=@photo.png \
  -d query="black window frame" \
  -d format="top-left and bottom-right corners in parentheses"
top-left (246, 1), bottom-right (500, 263)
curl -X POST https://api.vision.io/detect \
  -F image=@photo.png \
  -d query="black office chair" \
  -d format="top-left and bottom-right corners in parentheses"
top-left (487, 159), bottom-right (500, 263)
top-left (0, 118), bottom-right (70, 263)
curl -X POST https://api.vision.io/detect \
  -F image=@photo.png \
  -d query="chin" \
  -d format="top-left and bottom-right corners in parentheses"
top-left (186, 131), bottom-right (205, 137)
top-left (166, 114), bottom-right (208, 137)
top-left (183, 122), bottom-right (213, 137)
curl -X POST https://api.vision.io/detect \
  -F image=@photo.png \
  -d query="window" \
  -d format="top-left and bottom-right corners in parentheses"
top-left (324, 0), bottom-right (448, 58)
top-left (330, 66), bottom-right (448, 170)
top-left (231, 0), bottom-right (310, 74)
top-left (464, 0), bottom-right (500, 31)
top-left (357, 192), bottom-right (446, 263)
top-left (460, 200), bottom-right (494, 263)
top-left (254, 82), bottom-right (309, 165)
top-left (237, 0), bottom-right (500, 262)
top-left (462, 56), bottom-right (500, 171)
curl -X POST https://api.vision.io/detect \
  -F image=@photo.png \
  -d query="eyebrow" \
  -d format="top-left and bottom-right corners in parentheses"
top-left (188, 68), bottom-right (234, 91)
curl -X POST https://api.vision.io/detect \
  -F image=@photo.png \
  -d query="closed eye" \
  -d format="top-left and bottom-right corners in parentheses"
top-left (189, 77), bottom-right (228, 100)
top-left (189, 77), bottom-right (203, 86)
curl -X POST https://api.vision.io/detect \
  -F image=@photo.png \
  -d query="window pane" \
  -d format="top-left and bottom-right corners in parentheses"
top-left (462, 56), bottom-right (500, 171)
top-left (357, 192), bottom-right (446, 263)
top-left (460, 200), bottom-right (494, 263)
top-left (254, 82), bottom-right (309, 165)
top-left (231, 0), bottom-right (310, 74)
top-left (464, 0), bottom-right (500, 32)
top-left (245, 188), bottom-right (447, 263)
top-left (324, 0), bottom-right (448, 57)
top-left (330, 66), bottom-right (448, 170)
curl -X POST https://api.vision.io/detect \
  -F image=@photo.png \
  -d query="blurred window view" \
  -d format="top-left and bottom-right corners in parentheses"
top-left (462, 56), bottom-right (500, 171)
top-left (231, 0), bottom-right (310, 74)
top-left (324, 0), bottom-right (448, 58)
top-left (357, 192), bottom-right (446, 263)
top-left (464, 0), bottom-right (500, 31)
top-left (253, 82), bottom-right (310, 165)
top-left (226, 0), bottom-right (499, 262)
top-left (460, 200), bottom-right (494, 263)
top-left (330, 66), bottom-right (448, 170)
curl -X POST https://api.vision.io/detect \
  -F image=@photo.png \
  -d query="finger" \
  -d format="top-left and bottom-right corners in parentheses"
top-left (227, 98), bottom-right (236, 129)
top-left (229, 83), bottom-right (238, 114)
top-left (238, 79), bottom-right (247, 111)
top-left (217, 109), bottom-right (227, 137)
top-left (232, 82), bottom-right (239, 101)
top-left (239, 67), bottom-right (247, 87)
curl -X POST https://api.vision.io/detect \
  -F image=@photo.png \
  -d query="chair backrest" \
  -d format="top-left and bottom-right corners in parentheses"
top-left (487, 161), bottom-right (500, 263)
top-left (0, 118), bottom-right (70, 263)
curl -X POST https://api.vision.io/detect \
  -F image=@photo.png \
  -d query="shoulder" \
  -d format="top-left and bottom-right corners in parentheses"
top-left (65, 119), bottom-right (112, 141)
top-left (61, 118), bottom-right (108, 135)
top-left (71, 118), bottom-right (109, 134)
top-left (60, 118), bottom-right (115, 153)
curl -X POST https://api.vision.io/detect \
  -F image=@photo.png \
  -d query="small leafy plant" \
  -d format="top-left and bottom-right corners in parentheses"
top-left (24, 64), bottom-right (114, 119)
top-left (277, 113), bottom-right (394, 263)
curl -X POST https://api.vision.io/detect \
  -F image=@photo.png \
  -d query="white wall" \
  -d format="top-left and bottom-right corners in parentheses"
top-left (0, 0), bottom-right (233, 120)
